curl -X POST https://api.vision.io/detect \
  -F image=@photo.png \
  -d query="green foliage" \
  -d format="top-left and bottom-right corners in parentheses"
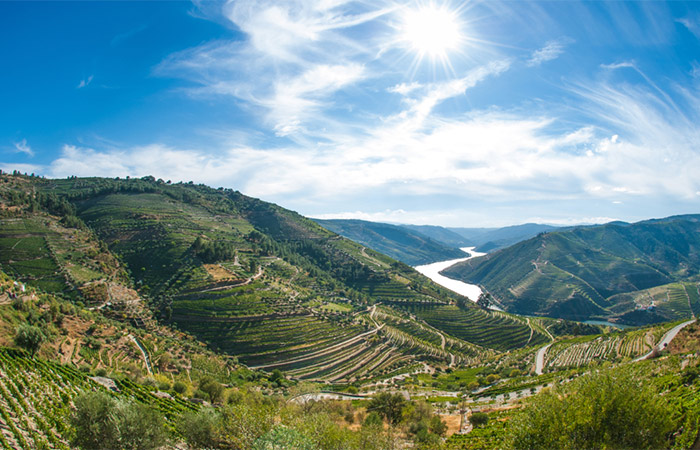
top-left (363, 412), bottom-right (383, 427)
top-left (14, 324), bottom-right (45, 356)
top-left (178, 408), bottom-right (220, 449)
top-left (469, 412), bottom-right (488, 428)
top-left (476, 293), bottom-right (491, 310)
top-left (252, 426), bottom-right (315, 450)
top-left (70, 391), bottom-right (169, 450)
top-left (508, 369), bottom-right (676, 450)
top-left (368, 392), bottom-right (406, 425)
top-left (199, 376), bottom-right (224, 404)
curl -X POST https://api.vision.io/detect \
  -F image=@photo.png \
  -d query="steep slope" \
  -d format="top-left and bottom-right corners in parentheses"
top-left (443, 216), bottom-right (700, 324)
top-left (314, 219), bottom-right (467, 265)
top-left (0, 174), bottom-right (545, 383)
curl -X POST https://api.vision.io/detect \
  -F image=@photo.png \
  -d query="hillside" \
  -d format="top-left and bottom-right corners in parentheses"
top-left (0, 173), bottom-right (549, 383)
top-left (443, 216), bottom-right (700, 324)
top-left (2, 175), bottom-right (700, 448)
top-left (314, 219), bottom-right (468, 265)
top-left (446, 223), bottom-right (560, 252)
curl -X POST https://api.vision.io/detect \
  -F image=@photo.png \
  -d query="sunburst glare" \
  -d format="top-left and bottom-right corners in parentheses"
top-left (398, 2), bottom-right (466, 72)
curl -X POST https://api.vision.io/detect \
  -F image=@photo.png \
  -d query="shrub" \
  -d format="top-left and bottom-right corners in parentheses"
top-left (14, 324), bottom-right (46, 356)
top-left (173, 380), bottom-right (188, 395)
top-left (469, 412), bottom-right (488, 428)
top-left (70, 391), bottom-right (168, 450)
top-left (509, 370), bottom-right (676, 450)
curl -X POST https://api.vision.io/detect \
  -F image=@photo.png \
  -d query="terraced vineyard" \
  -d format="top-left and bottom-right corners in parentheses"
top-left (608, 282), bottom-right (700, 323)
top-left (542, 323), bottom-right (677, 370)
top-left (373, 306), bottom-right (487, 366)
top-left (0, 347), bottom-right (196, 449)
top-left (0, 218), bottom-right (69, 297)
top-left (401, 304), bottom-right (549, 351)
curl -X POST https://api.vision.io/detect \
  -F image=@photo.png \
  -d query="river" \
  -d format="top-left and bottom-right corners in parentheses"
top-left (414, 247), bottom-right (487, 302)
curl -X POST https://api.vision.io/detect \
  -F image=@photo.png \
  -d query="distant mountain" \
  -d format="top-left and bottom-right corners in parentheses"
top-left (314, 219), bottom-right (468, 265)
top-left (442, 215), bottom-right (700, 324)
top-left (447, 223), bottom-right (560, 252)
top-left (399, 224), bottom-right (473, 248)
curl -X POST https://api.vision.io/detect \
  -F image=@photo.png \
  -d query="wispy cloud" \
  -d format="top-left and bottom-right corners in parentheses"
top-left (157, 1), bottom-right (396, 140)
top-left (77, 75), bottom-right (94, 89)
top-left (389, 82), bottom-right (423, 96)
top-left (600, 61), bottom-right (635, 70)
top-left (677, 16), bottom-right (700, 39)
top-left (13, 139), bottom-right (34, 157)
top-left (692, 61), bottom-right (700, 79)
top-left (527, 40), bottom-right (567, 67)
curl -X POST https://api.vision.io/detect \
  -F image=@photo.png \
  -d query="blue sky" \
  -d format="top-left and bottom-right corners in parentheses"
top-left (2, 0), bottom-right (700, 227)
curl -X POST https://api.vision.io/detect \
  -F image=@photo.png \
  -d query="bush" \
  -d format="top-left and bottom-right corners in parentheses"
top-left (177, 408), bottom-right (220, 449)
top-left (508, 370), bottom-right (676, 450)
top-left (70, 391), bottom-right (168, 450)
top-left (199, 376), bottom-right (224, 403)
top-left (173, 380), bottom-right (188, 395)
top-left (14, 324), bottom-right (46, 356)
top-left (469, 412), bottom-right (488, 428)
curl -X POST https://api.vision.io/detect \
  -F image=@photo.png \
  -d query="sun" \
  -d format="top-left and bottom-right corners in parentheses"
top-left (401, 3), bottom-right (462, 60)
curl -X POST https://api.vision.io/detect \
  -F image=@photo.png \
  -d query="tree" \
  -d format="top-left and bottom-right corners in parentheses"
top-left (199, 376), bottom-right (224, 404)
top-left (509, 370), bottom-right (676, 450)
top-left (476, 292), bottom-right (492, 310)
top-left (429, 415), bottom-right (447, 437)
top-left (70, 391), bottom-right (168, 450)
top-left (469, 412), bottom-right (489, 428)
top-left (14, 324), bottom-right (45, 357)
top-left (368, 393), bottom-right (406, 425)
top-left (177, 408), bottom-right (221, 449)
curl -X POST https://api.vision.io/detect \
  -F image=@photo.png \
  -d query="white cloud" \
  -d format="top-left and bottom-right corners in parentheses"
top-left (692, 61), bottom-right (700, 78)
top-left (527, 40), bottom-right (566, 66)
top-left (600, 61), bottom-right (636, 70)
top-left (524, 216), bottom-right (621, 226)
top-left (77, 75), bottom-right (94, 89)
top-left (677, 16), bottom-right (700, 39)
top-left (391, 60), bottom-right (511, 128)
top-left (45, 67), bottom-right (700, 222)
top-left (266, 63), bottom-right (366, 135)
top-left (157, 1), bottom-right (392, 140)
top-left (13, 139), bottom-right (34, 157)
top-left (389, 82), bottom-right (423, 95)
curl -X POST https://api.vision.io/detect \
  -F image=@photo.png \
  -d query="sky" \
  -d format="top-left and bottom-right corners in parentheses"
top-left (2, 0), bottom-right (700, 227)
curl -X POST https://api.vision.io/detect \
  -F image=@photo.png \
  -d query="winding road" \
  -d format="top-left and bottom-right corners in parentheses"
top-left (633, 318), bottom-right (696, 362)
top-left (534, 343), bottom-right (553, 375)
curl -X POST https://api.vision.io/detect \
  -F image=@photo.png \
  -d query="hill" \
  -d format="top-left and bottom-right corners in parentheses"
top-left (446, 223), bottom-right (560, 252)
top-left (398, 224), bottom-right (473, 248)
top-left (442, 215), bottom-right (700, 324)
top-left (400, 223), bottom-right (559, 253)
top-left (0, 173), bottom-right (550, 383)
top-left (314, 219), bottom-right (468, 265)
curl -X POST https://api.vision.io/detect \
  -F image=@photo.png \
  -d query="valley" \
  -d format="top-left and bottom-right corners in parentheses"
top-left (0, 174), bottom-right (699, 449)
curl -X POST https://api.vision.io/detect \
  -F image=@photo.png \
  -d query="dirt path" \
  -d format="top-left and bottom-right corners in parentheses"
top-left (360, 247), bottom-right (383, 267)
top-left (200, 265), bottom-right (264, 292)
top-left (129, 334), bottom-right (153, 375)
top-left (525, 318), bottom-right (534, 345)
